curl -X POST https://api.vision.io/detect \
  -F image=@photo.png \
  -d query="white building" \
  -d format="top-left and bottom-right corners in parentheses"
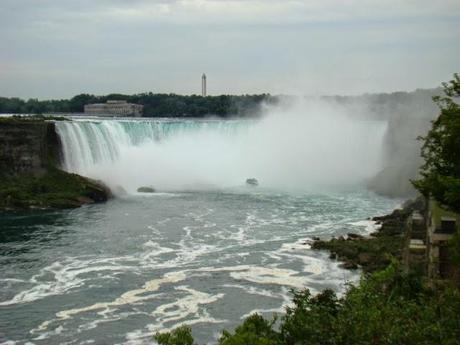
top-left (84, 100), bottom-right (143, 117)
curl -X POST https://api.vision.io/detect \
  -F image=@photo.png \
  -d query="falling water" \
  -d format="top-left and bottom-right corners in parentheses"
top-left (1, 101), bottom-right (401, 345)
top-left (56, 101), bottom-right (387, 193)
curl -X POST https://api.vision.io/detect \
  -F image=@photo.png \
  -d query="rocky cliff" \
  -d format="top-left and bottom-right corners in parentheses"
top-left (0, 117), bottom-right (111, 210)
top-left (0, 118), bottom-right (61, 176)
top-left (364, 89), bottom-right (440, 197)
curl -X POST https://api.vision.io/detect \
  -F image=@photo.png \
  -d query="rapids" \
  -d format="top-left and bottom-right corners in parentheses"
top-left (1, 108), bottom-right (399, 344)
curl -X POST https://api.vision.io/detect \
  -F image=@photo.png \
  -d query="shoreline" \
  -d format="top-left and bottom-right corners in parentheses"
top-left (311, 196), bottom-right (424, 273)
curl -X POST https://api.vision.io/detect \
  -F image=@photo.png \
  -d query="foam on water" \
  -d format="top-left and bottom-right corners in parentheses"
top-left (348, 220), bottom-right (382, 234)
top-left (221, 284), bottom-right (285, 299)
top-left (148, 286), bottom-right (226, 332)
top-left (0, 187), bottom-right (400, 344)
top-left (36, 270), bottom-right (188, 331)
top-left (229, 266), bottom-right (312, 289)
top-left (0, 259), bottom-right (135, 306)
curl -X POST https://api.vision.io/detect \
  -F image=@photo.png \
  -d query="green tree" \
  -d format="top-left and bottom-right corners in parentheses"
top-left (413, 73), bottom-right (460, 212)
top-left (218, 314), bottom-right (279, 345)
top-left (154, 264), bottom-right (460, 345)
top-left (154, 326), bottom-right (196, 345)
top-left (280, 289), bottom-right (339, 345)
top-left (69, 94), bottom-right (99, 112)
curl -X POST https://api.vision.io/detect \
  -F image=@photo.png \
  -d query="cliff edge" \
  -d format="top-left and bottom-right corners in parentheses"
top-left (0, 116), bottom-right (111, 211)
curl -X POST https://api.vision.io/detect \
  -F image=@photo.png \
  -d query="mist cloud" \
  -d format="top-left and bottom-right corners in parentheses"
top-left (57, 98), bottom-right (386, 192)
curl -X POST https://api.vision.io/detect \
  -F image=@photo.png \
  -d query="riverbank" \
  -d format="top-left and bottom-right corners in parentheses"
top-left (153, 199), bottom-right (460, 345)
top-left (311, 197), bottom-right (425, 273)
top-left (156, 251), bottom-right (460, 345)
top-left (0, 167), bottom-right (111, 211)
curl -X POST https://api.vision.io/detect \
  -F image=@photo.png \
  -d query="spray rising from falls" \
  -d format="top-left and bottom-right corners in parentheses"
top-left (56, 100), bottom-right (388, 193)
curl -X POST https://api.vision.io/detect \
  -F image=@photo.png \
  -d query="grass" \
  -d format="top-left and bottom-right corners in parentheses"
top-left (0, 167), bottom-right (108, 210)
top-left (0, 114), bottom-right (67, 124)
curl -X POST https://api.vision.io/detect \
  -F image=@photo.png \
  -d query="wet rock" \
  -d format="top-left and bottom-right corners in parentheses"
top-left (246, 178), bottom-right (259, 186)
top-left (358, 253), bottom-right (372, 265)
top-left (137, 186), bottom-right (155, 193)
top-left (309, 197), bottom-right (427, 273)
top-left (0, 119), bottom-right (112, 211)
top-left (85, 178), bottom-right (112, 202)
top-left (340, 261), bottom-right (358, 270)
top-left (347, 233), bottom-right (364, 240)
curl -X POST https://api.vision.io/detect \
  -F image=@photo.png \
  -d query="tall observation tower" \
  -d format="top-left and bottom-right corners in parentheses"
top-left (201, 73), bottom-right (207, 97)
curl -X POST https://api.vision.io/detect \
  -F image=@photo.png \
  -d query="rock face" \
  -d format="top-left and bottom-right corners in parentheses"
top-left (246, 178), bottom-right (259, 186)
top-left (0, 119), bottom-right (60, 176)
top-left (0, 117), bottom-right (111, 211)
top-left (361, 89), bottom-right (439, 198)
top-left (367, 164), bottom-right (420, 198)
top-left (137, 186), bottom-right (155, 193)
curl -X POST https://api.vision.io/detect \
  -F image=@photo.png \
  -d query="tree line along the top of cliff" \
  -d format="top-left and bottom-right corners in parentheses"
top-left (0, 88), bottom-right (441, 118)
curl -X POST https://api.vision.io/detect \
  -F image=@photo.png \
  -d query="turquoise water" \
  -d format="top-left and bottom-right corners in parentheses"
top-left (0, 117), bottom-right (397, 344)
top-left (55, 116), bottom-right (387, 193)
top-left (0, 189), bottom-right (399, 344)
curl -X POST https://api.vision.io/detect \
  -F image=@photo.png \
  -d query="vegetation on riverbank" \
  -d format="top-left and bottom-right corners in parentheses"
top-left (0, 114), bottom-right (67, 123)
top-left (154, 75), bottom-right (460, 345)
top-left (312, 197), bottom-right (424, 273)
top-left (413, 73), bottom-right (460, 213)
top-left (412, 73), bottom-right (460, 269)
top-left (0, 116), bottom-right (111, 211)
top-left (0, 167), bottom-right (110, 210)
top-left (155, 263), bottom-right (460, 345)
top-left (312, 234), bottom-right (403, 272)
top-left (153, 194), bottom-right (460, 345)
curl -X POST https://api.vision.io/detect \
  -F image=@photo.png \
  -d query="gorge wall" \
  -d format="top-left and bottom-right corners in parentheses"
top-left (370, 93), bottom-right (438, 198)
top-left (0, 118), bottom-right (110, 210)
top-left (0, 119), bottom-right (60, 177)
top-left (340, 89), bottom-right (441, 198)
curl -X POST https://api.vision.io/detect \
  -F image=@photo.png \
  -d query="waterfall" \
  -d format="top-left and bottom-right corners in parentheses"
top-left (55, 102), bottom-right (388, 194)
top-left (56, 119), bottom-right (249, 191)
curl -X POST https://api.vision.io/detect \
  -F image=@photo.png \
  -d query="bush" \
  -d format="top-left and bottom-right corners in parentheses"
top-left (154, 264), bottom-right (460, 345)
top-left (413, 73), bottom-right (460, 213)
top-left (154, 326), bottom-right (196, 345)
top-left (219, 314), bottom-right (279, 345)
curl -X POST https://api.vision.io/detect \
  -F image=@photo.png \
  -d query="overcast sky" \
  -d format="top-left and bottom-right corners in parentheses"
top-left (0, 0), bottom-right (459, 99)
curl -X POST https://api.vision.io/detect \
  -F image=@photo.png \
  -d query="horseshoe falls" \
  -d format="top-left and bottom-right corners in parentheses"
top-left (55, 103), bottom-right (387, 194)
top-left (0, 103), bottom-right (401, 345)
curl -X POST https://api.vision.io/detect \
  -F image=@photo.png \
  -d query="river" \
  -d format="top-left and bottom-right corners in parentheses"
top-left (0, 116), bottom-right (400, 344)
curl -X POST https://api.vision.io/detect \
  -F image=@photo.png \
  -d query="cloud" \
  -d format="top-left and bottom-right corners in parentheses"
top-left (3, 0), bottom-right (460, 26)
top-left (74, 0), bottom-right (460, 24)
top-left (0, 0), bottom-right (459, 98)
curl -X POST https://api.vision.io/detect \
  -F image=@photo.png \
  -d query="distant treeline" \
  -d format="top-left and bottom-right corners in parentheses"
top-left (0, 88), bottom-right (441, 118)
top-left (0, 93), bottom-right (276, 117)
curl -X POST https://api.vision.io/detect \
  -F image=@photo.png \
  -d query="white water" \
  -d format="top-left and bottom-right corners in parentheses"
top-left (56, 99), bottom-right (387, 193)
top-left (1, 100), bottom-right (399, 345)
